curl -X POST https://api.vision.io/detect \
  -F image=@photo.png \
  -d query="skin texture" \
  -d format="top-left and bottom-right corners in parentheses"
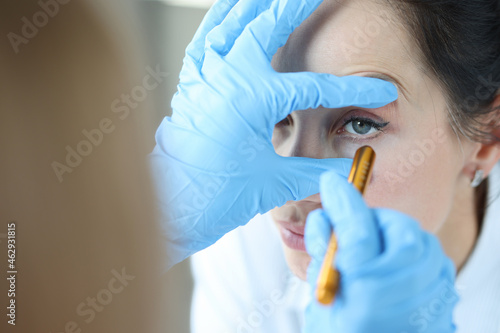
top-left (269, 0), bottom-right (500, 280)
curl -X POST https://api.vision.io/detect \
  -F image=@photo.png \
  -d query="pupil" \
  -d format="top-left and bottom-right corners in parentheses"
top-left (353, 120), bottom-right (371, 135)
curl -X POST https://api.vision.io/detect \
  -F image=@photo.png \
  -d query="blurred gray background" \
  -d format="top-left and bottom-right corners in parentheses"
top-left (136, 1), bottom-right (211, 332)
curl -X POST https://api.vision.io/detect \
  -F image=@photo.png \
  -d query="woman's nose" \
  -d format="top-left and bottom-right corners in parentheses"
top-left (287, 135), bottom-right (324, 158)
top-left (278, 116), bottom-right (327, 159)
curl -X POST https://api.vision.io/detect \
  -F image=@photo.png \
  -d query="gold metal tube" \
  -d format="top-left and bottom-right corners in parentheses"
top-left (315, 146), bottom-right (376, 305)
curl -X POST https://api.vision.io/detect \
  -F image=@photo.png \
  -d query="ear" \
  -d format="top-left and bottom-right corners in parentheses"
top-left (464, 95), bottom-right (500, 181)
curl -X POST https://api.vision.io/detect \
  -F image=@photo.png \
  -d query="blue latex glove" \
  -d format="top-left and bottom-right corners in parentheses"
top-left (304, 171), bottom-right (459, 333)
top-left (150, 0), bottom-right (398, 269)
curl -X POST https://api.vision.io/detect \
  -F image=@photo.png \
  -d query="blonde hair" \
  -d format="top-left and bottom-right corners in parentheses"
top-left (0, 0), bottom-right (167, 331)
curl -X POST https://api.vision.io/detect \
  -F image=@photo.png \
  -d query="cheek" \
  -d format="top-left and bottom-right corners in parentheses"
top-left (282, 247), bottom-right (311, 281)
top-left (364, 131), bottom-right (459, 232)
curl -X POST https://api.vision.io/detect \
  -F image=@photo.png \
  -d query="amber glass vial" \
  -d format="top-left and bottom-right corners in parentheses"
top-left (315, 146), bottom-right (376, 305)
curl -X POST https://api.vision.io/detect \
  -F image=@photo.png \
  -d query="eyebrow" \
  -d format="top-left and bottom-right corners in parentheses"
top-left (364, 73), bottom-right (409, 101)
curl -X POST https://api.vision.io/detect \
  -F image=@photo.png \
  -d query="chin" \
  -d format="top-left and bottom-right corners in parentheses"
top-left (282, 246), bottom-right (311, 281)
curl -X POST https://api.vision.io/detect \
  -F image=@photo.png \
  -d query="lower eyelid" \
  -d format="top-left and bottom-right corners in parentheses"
top-left (337, 131), bottom-right (385, 144)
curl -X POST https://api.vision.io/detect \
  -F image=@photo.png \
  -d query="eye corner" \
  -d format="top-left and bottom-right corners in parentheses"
top-left (276, 114), bottom-right (293, 127)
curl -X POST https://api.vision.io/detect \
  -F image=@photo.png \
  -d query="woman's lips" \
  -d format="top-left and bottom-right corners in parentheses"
top-left (276, 220), bottom-right (306, 252)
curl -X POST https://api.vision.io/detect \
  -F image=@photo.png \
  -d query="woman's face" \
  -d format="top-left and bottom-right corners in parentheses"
top-left (270, 0), bottom-right (478, 280)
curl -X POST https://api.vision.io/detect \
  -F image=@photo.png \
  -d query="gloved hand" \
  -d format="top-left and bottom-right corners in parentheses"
top-left (304, 171), bottom-right (459, 333)
top-left (150, 0), bottom-right (398, 269)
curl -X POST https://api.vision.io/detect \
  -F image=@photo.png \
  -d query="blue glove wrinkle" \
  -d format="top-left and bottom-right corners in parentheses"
top-left (238, 0), bottom-right (325, 62)
top-left (205, 0), bottom-right (274, 56)
top-left (185, 0), bottom-right (240, 65)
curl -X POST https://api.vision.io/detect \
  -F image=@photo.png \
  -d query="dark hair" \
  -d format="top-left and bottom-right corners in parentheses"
top-left (386, 1), bottom-right (500, 230)
top-left (388, 0), bottom-right (500, 143)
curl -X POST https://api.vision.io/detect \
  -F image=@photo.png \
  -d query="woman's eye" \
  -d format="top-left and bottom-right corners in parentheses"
top-left (341, 117), bottom-right (388, 136)
top-left (275, 115), bottom-right (293, 128)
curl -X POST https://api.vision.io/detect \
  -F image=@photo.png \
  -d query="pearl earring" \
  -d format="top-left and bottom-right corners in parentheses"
top-left (471, 169), bottom-right (484, 188)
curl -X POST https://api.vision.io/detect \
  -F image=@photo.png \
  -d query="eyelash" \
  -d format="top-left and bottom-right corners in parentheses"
top-left (276, 115), bottom-right (292, 127)
top-left (275, 114), bottom-right (390, 138)
top-left (338, 115), bottom-right (389, 137)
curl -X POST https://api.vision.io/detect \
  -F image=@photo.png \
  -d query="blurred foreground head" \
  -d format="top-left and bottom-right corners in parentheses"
top-left (0, 0), bottom-right (166, 332)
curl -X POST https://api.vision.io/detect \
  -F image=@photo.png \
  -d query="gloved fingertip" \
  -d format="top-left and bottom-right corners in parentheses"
top-left (305, 209), bottom-right (331, 260)
top-left (371, 78), bottom-right (398, 102)
top-left (386, 81), bottom-right (399, 100)
top-left (319, 170), bottom-right (356, 207)
top-left (319, 170), bottom-right (345, 192)
top-left (319, 169), bottom-right (368, 219)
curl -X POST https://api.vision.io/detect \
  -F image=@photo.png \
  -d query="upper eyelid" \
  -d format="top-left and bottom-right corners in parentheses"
top-left (343, 116), bottom-right (389, 129)
top-left (340, 110), bottom-right (389, 126)
top-left (339, 116), bottom-right (389, 137)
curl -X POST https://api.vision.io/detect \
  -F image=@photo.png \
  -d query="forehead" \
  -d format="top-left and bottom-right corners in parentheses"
top-left (272, 0), bottom-right (420, 84)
